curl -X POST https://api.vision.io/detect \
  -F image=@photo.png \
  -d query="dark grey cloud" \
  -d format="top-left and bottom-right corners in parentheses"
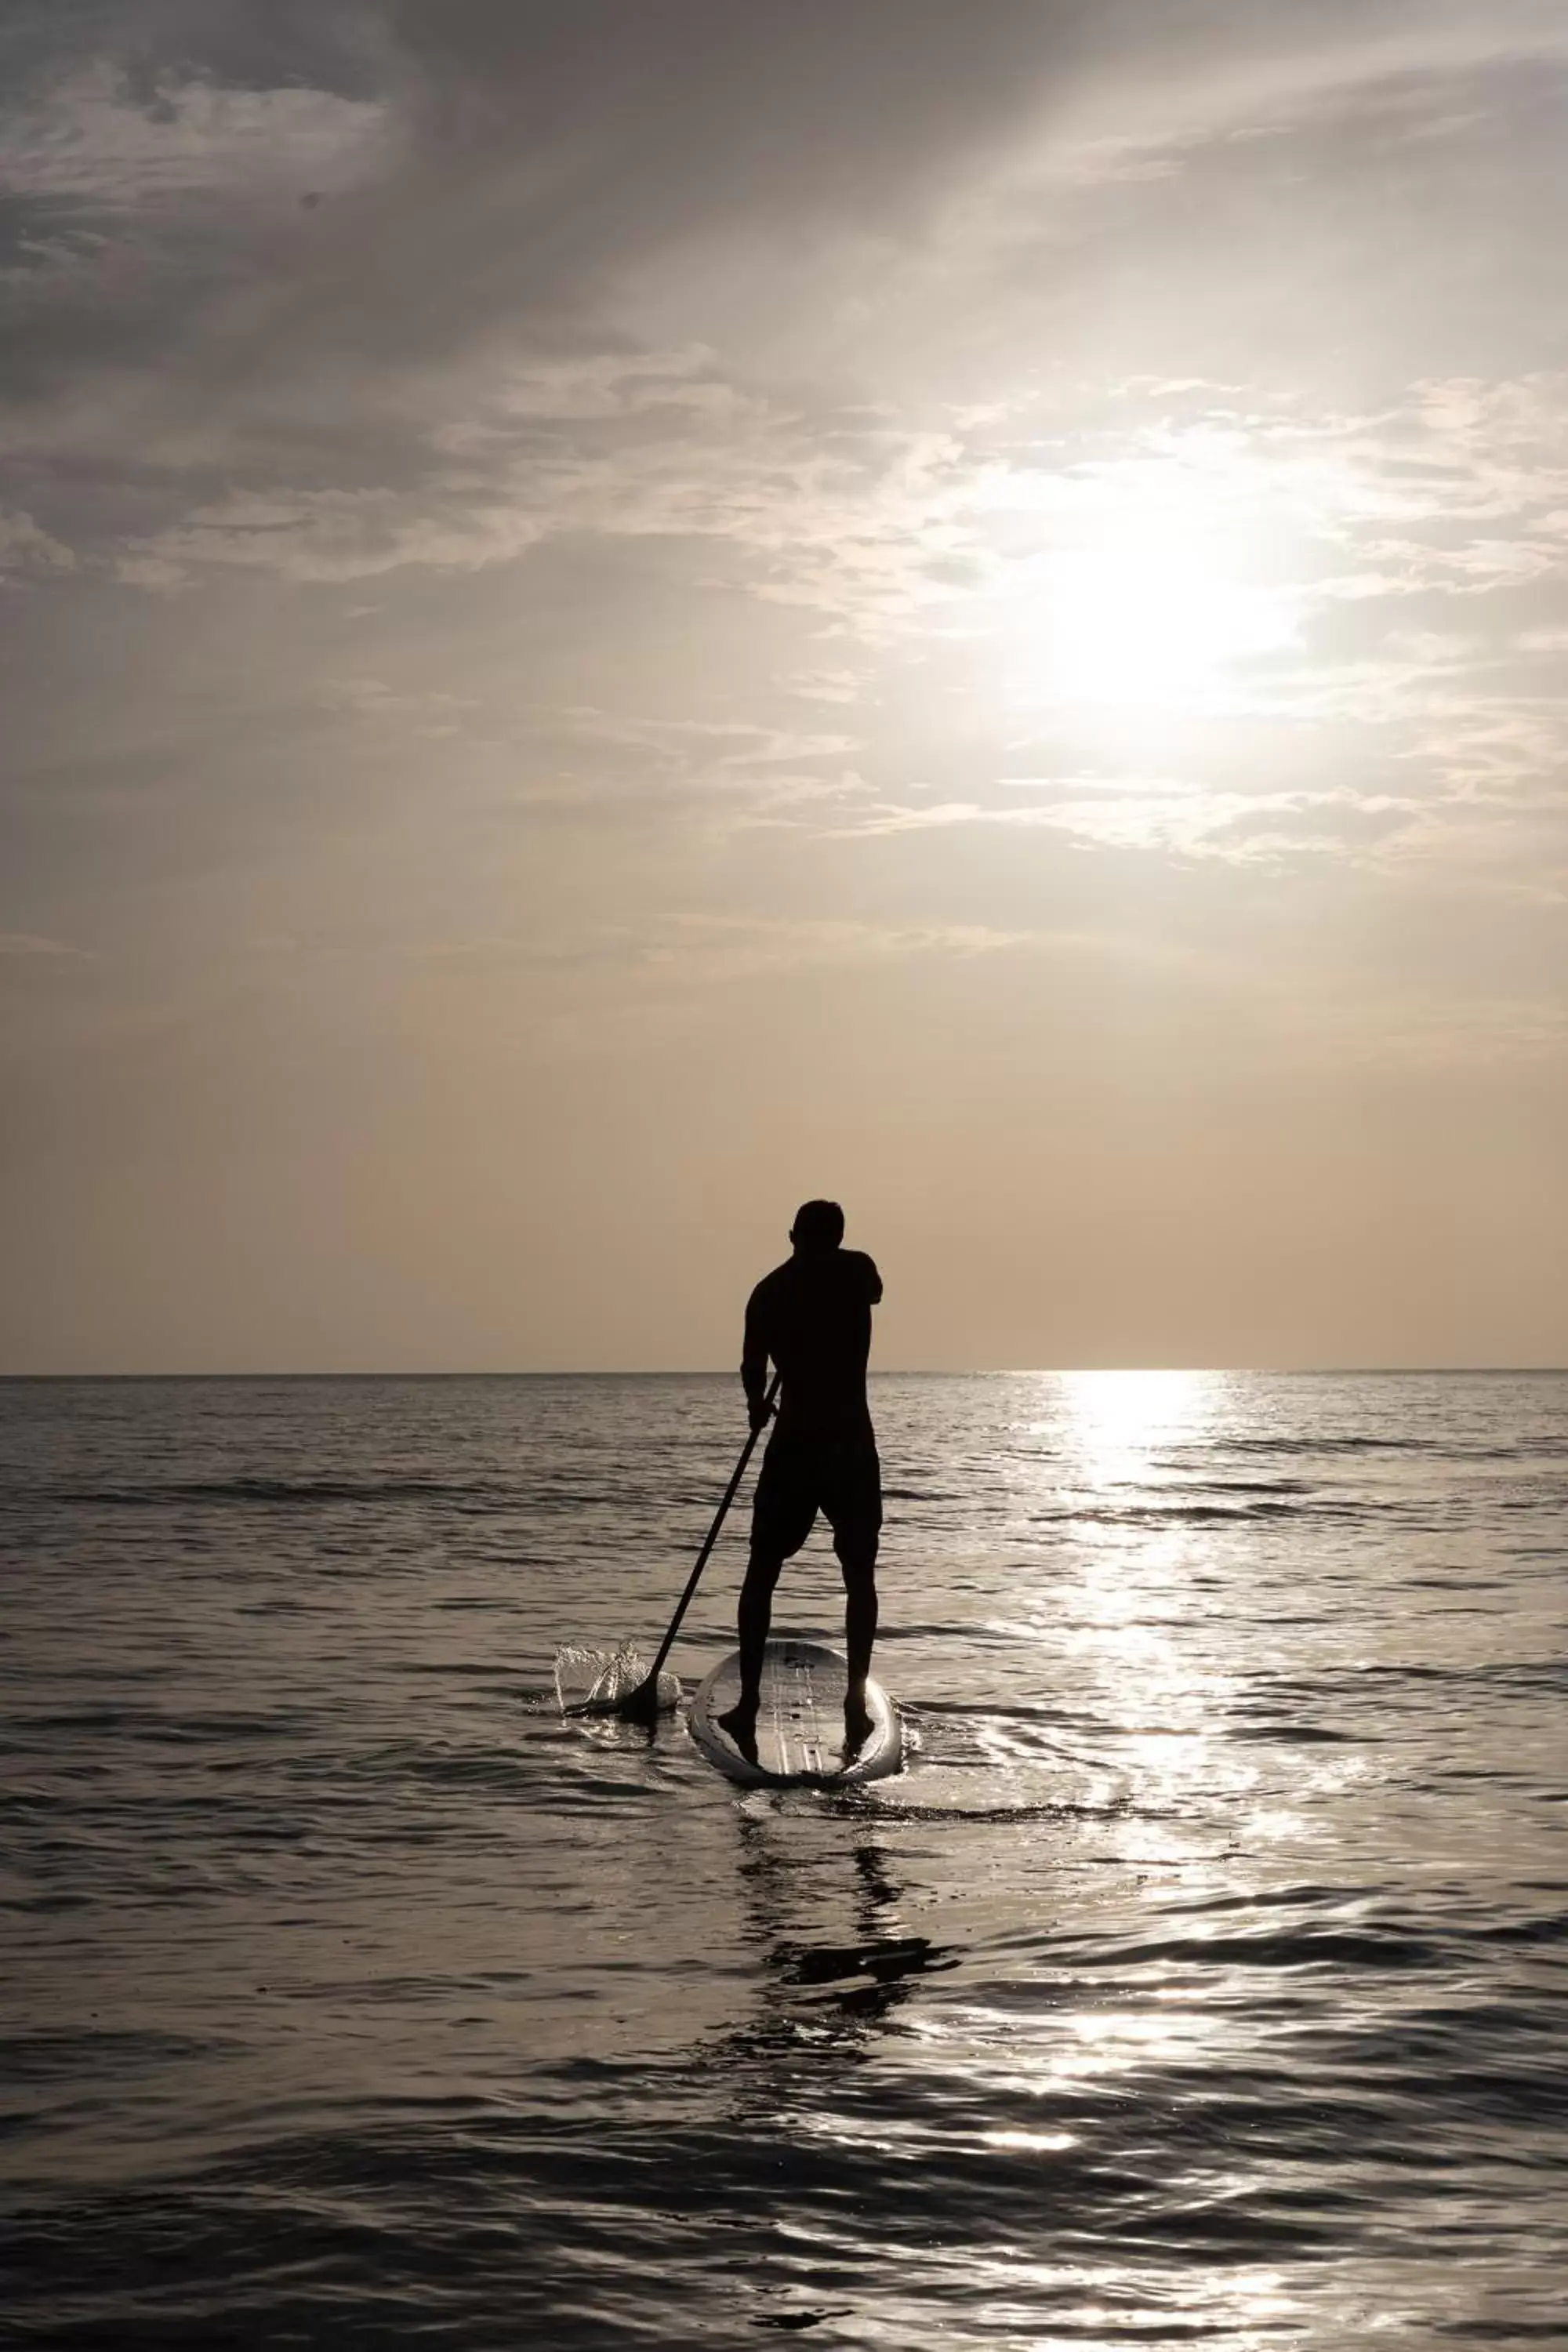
top-left (6, 0), bottom-right (1568, 843)
top-left (0, 0), bottom-right (1087, 397)
top-left (1, 0), bottom-right (1552, 586)
top-left (0, 0), bottom-right (382, 106)
top-left (10, 0), bottom-right (1552, 423)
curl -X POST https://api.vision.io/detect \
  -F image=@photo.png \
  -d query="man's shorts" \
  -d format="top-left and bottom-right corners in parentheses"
top-left (751, 1430), bottom-right (882, 1566)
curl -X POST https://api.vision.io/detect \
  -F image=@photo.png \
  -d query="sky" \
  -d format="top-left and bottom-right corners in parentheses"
top-left (3, 0), bottom-right (1567, 1373)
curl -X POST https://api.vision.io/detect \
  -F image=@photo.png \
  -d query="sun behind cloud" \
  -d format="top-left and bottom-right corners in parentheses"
top-left (985, 434), bottom-right (1305, 721)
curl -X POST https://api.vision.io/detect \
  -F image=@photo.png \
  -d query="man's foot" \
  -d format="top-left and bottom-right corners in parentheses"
top-left (843, 1682), bottom-right (874, 1762)
top-left (717, 1700), bottom-right (759, 1767)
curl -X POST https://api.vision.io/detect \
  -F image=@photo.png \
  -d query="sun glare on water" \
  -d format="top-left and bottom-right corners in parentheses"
top-left (1060, 1366), bottom-right (1221, 1486)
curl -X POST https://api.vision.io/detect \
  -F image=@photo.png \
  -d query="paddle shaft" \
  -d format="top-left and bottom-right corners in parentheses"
top-left (630, 1370), bottom-right (781, 1701)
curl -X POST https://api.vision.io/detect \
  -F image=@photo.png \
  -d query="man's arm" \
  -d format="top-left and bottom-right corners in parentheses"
top-left (741, 1285), bottom-right (771, 1428)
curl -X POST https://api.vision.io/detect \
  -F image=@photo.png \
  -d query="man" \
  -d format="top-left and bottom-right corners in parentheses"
top-left (717, 1200), bottom-right (884, 1761)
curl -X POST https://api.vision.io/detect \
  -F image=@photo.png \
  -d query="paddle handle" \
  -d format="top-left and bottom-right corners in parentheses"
top-left (640, 1370), bottom-right (781, 1688)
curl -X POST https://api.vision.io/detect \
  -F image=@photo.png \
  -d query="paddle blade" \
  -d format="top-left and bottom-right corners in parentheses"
top-left (554, 1642), bottom-right (679, 1718)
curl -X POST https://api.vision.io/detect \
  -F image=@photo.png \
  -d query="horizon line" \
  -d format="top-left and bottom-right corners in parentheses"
top-left (2, 1364), bottom-right (1566, 1382)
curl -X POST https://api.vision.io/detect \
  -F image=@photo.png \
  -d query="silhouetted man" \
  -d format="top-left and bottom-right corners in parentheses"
top-left (717, 1200), bottom-right (884, 1761)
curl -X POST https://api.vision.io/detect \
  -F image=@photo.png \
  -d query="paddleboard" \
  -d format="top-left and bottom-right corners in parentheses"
top-left (688, 1639), bottom-right (902, 1788)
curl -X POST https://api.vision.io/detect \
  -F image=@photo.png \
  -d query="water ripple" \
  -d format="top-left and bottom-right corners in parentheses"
top-left (2, 1370), bottom-right (1566, 2347)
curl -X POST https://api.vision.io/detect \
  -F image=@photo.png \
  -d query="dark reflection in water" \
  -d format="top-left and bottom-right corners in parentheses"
top-left (695, 1813), bottom-right (960, 2337)
top-left (732, 1813), bottom-right (956, 2038)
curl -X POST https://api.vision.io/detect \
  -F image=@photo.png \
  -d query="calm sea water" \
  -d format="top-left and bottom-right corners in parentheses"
top-left (3, 1371), bottom-right (1566, 2348)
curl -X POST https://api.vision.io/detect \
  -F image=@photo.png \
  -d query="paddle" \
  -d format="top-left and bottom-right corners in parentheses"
top-left (617, 1370), bottom-right (782, 1723)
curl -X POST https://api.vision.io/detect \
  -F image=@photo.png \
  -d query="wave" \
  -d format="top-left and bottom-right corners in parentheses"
top-left (28, 1475), bottom-right (506, 1508)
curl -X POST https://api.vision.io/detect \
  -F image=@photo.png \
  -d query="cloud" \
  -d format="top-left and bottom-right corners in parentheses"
top-left (112, 354), bottom-right (981, 637)
top-left (0, 930), bottom-right (91, 956)
top-left (15, 0), bottom-right (1559, 460)
top-left (784, 667), bottom-right (866, 707)
top-left (509, 710), bottom-right (869, 826)
top-left (0, 43), bottom-right (397, 421)
top-left (568, 910), bottom-right (1029, 980)
top-left (0, 505), bottom-right (74, 574)
top-left (0, 2), bottom-right (1080, 446)
top-left (430, 348), bottom-right (753, 434)
top-left (1004, 783), bottom-right (1438, 866)
top-left (1, 60), bottom-right (391, 212)
top-left (8, 7), bottom-right (1568, 888)
top-left (125, 482), bottom-right (550, 585)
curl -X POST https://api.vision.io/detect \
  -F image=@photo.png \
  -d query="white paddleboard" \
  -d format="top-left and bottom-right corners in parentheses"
top-left (688, 1639), bottom-right (903, 1788)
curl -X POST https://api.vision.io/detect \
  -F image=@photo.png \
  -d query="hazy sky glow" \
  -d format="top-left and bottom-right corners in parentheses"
top-left (4, 0), bottom-right (1566, 1370)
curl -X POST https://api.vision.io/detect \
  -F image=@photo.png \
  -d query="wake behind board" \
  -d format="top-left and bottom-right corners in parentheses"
top-left (689, 1639), bottom-right (902, 1788)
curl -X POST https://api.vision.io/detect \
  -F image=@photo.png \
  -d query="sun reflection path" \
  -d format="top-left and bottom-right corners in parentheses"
top-left (1058, 1372), bottom-right (1269, 1855)
top-left (740, 1369), bottom-right (1437, 2347)
top-left (1058, 1366), bottom-right (1223, 1490)
top-left (988, 1366), bottom-right (1352, 1865)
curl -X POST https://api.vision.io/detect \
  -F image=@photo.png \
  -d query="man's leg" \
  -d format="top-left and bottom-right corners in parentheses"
top-left (839, 1552), bottom-right (879, 1694)
top-left (735, 1548), bottom-right (785, 1714)
top-left (827, 1443), bottom-right (882, 1750)
top-left (836, 1550), bottom-right (879, 1757)
top-left (715, 1548), bottom-right (782, 1764)
top-left (719, 1435), bottom-right (813, 1753)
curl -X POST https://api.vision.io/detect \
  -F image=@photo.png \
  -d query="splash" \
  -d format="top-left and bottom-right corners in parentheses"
top-left (553, 1641), bottom-right (680, 1717)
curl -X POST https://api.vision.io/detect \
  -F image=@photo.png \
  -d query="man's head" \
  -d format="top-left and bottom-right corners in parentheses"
top-left (790, 1199), bottom-right (845, 1255)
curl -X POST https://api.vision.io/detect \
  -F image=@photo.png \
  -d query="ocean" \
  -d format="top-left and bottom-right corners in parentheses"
top-left (3, 1370), bottom-right (1565, 2348)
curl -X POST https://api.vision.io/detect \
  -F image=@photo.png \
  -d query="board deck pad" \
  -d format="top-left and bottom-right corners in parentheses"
top-left (688, 1639), bottom-right (902, 1787)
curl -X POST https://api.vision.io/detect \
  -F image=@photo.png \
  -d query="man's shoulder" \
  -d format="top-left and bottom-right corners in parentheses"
top-left (748, 1260), bottom-right (796, 1309)
top-left (750, 1249), bottom-right (882, 1309)
top-left (840, 1249), bottom-right (883, 1302)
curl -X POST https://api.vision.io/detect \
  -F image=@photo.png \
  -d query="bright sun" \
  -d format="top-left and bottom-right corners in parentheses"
top-left (1037, 541), bottom-right (1294, 711)
top-left (990, 441), bottom-right (1302, 719)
